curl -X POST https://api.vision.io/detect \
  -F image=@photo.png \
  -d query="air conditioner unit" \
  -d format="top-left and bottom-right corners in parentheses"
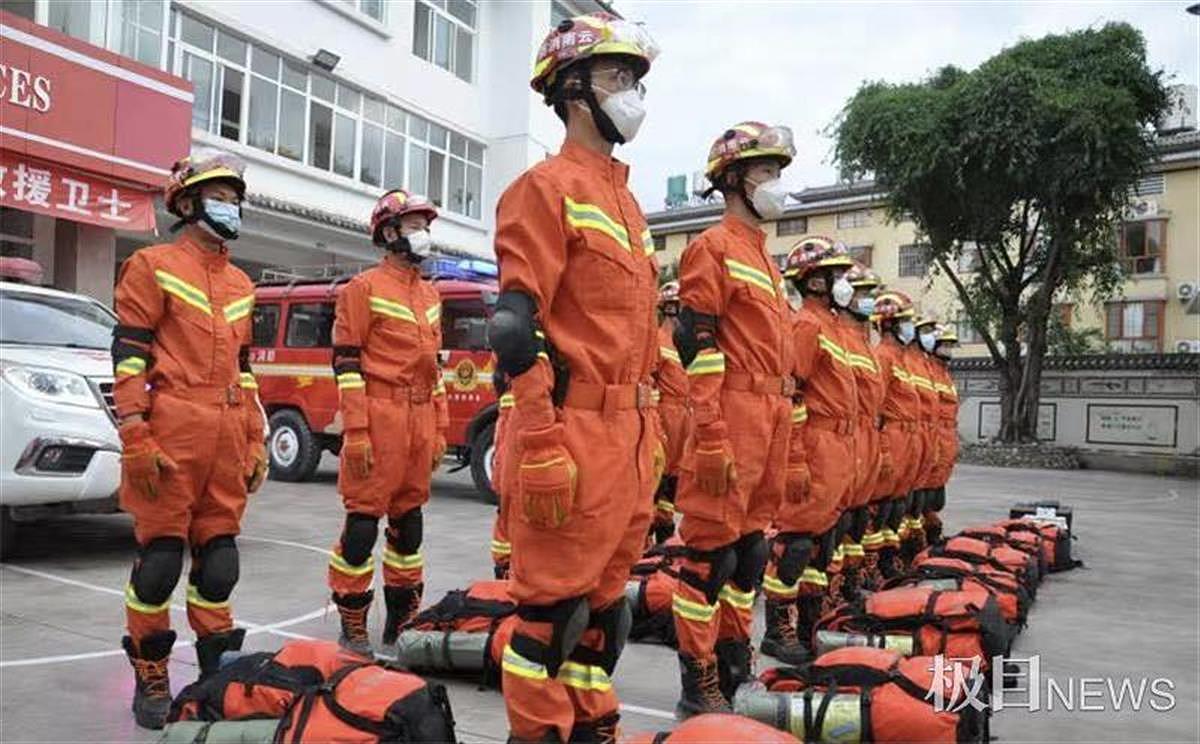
top-left (1177, 282), bottom-right (1197, 301)
top-left (1175, 340), bottom-right (1200, 353)
top-left (1128, 198), bottom-right (1158, 218)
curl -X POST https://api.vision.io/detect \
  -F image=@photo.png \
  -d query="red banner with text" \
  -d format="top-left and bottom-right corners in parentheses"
top-left (0, 149), bottom-right (156, 231)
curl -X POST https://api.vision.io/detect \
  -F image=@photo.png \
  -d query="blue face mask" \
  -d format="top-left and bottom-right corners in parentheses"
top-left (919, 331), bottom-right (937, 353)
top-left (897, 321), bottom-right (916, 345)
top-left (854, 296), bottom-right (875, 319)
top-left (199, 198), bottom-right (242, 240)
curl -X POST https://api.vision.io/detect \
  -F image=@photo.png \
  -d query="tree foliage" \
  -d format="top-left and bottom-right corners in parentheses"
top-left (834, 23), bottom-right (1170, 442)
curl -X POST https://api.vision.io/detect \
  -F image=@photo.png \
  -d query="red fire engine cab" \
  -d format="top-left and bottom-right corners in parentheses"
top-left (249, 261), bottom-right (501, 497)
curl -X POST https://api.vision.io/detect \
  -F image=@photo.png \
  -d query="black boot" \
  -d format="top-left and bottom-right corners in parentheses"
top-left (506, 731), bottom-right (564, 744)
top-left (796, 595), bottom-right (824, 658)
top-left (676, 654), bottom-right (731, 719)
top-left (878, 546), bottom-right (901, 580)
top-left (381, 583), bottom-right (423, 646)
top-left (714, 638), bottom-right (753, 701)
top-left (568, 712), bottom-right (620, 743)
top-left (194, 627), bottom-right (245, 680)
top-left (760, 599), bottom-right (810, 665)
top-left (840, 564), bottom-right (863, 604)
top-left (122, 630), bottom-right (176, 730)
top-left (332, 590), bottom-right (374, 657)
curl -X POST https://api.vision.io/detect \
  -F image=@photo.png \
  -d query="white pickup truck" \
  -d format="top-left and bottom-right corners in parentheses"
top-left (0, 281), bottom-right (122, 559)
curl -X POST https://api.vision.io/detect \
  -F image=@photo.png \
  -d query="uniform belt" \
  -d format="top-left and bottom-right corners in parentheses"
top-left (155, 384), bottom-right (242, 406)
top-left (563, 381), bottom-right (657, 413)
top-left (807, 415), bottom-right (854, 435)
top-left (723, 371), bottom-right (796, 397)
top-left (366, 380), bottom-right (433, 403)
top-left (883, 418), bottom-right (918, 432)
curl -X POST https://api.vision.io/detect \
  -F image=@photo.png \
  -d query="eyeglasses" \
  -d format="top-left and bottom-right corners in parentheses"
top-left (593, 65), bottom-right (646, 97)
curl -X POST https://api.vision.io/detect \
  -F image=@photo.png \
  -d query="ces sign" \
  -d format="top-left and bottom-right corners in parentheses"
top-left (0, 64), bottom-right (51, 113)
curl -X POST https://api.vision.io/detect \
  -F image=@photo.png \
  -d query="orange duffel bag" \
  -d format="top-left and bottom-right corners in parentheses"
top-left (957, 524), bottom-right (1047, 576)
top-left (737, 647), bottom-right (990, 743)
top-left (997, 518), bottom-right (1081, 573)
top-left (894, 555), bottom-right (1031, 627)
top-left (920, 536), bottom-right (1040, 597)
top-left (626, 541), bottom-right (687, 647)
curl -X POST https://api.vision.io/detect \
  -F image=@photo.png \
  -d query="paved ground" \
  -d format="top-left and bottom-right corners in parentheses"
top-left (0, 460), bottom-right (1196, 743)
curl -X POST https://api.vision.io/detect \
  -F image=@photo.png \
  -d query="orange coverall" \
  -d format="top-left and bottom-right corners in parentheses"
top-left (114, 235), bottom-right (261, 642)
top-left (836, 315), bottom-right (885, 577)
top-left (931, 360), bottom-right (960, 486)
top-left (873, 336), bottom-right (922, 521)
top-left (495, 141), bottom-right (659, 741)
top-left (673, 214), bottom-right (793, 661)
top-left (652, 321), bottom-right (690, 530)
top-left (490, 390), bottom-right (515, 577)
top-left (326, 259), bottom-right (448, 598)
top-left (764, 297), bottom-right (858, 599)
top-left (907, 348), bottom-right (941, 492)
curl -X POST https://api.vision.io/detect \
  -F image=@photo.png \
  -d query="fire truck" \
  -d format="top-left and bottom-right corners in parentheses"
top-left (249, 260), bottom-right (501, 498)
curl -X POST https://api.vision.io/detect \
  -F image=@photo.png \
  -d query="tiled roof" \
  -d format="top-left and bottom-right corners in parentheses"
top-left (950, 353), bottom-right (1200, 372)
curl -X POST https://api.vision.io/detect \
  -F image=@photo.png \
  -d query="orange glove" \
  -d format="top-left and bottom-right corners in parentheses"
top-left (517, 422), bottom-right (577, 529)
top-left (786, 459), bottom-right (811, 503)
top-left (119, 420), bottom-right (177, 499)
top-left (693, 422), bottom-right (736, 497)
top-left (431, 433), bottom-right (447, 472)
top-left (244, 440), bottom-right (268, 494)
top-left (342, 429), bottom-right (373, 479)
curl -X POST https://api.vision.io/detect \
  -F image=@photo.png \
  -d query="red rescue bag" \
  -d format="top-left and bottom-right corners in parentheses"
top-left (627, 541), bottom-right (686, 647)
top-left (921, 536), bottom-right (1040, 597)
top-left (396, 579), bottom-right (517, 687)
top-left (958, 524), bottom-right (1048, 576)
top-left (998, 518), bottom-right (1081, 573)
top-left (893, 556), bottom-right (1031, 626)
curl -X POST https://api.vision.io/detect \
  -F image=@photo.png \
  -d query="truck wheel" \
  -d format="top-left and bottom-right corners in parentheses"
top-left (469, 422), bottom-right (498, 503)
top-left (0, 506), bottom-right (15, 561)
top-left (268, 409), bottom-right (321, 483)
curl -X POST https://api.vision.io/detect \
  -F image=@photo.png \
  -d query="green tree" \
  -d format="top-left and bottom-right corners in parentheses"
top-left (834, 23), bottom-right (1169, 442)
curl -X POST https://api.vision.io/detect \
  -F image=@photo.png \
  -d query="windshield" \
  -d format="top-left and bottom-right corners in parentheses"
top-left (0, 289), bottom-right (116, 350)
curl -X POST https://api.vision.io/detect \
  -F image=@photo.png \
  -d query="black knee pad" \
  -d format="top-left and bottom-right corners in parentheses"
top-left (514, 596), bottom-right (590, 678)
top-left (681, 543), bottom-right (737, 605)
top-left (817, 529), bottom-right (840, 568)
top-left (730, 531), bottom-right (768, 592)
top-left (341, 512), bottom-right (379, 566)
top-left (773, 533), bottom-right (814, 587)
top-left (191, 535), bottom-right (239, 603)
top-left (386, 507), bottom-right (423, 554)
top-left (934, 486), bottom-right (947, 512)
top-left (130, 537), bottom-right (185, 606)
top-left (579, 598), bottom-right (633, 676)
top-left (912, 489), bottom-right (928, 516)
top-left (849, 507), bottom-right (871, 542)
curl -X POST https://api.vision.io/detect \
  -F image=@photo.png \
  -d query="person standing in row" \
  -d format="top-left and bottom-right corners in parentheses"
top-left (650, 280), bottom-right (689, 545)
top-left (923, 324), bottom-right (961, 544)
top-left (326, 189), bottom-right (448, 657)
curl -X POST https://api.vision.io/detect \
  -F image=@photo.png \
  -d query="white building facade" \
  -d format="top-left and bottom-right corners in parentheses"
top-left (6, 0), bottom-right (599, 295)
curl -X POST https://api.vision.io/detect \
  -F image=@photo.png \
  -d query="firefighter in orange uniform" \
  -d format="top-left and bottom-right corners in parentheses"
top-left (651, 280), bottom-right (689, 544)
top-left (869, 291), bottom-right (921, 579)
top-left (113, 151), bottom-right (267, 729)
top-left (923, 324), bottom-right (960, 544)
top-left (834, 263), bottom-right (886, 601)
top-left (487, 13), bottom-right (661, 743)
top-left (325, 189), bottom-right (448, 657)
top-left (900, 315), bottom-right (941, 564)
top-left (670, 122), bottom-right (797, 715)
top-left (491, 370), bottom-right (515, 578)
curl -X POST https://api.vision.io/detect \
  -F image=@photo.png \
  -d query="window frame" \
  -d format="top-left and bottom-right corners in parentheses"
top-left (283, 301), bottom-right (336, 349)
top-left (898, 243), bottom-right (931, 278)
top-left (847, 244), bottom-right (873, 267)
top-left (776, 216), bottom-right (808, 237)
top-left (835, 209), bottom-right (872, 230)
top-left (1104, 300), bottom-right (1165, 352)
top-left (1118, 218), bottom-right (1167, 276)
top-left (413, 0), bottom-right (478, 82)
top-left (251, 302), bottom-right (282, 347)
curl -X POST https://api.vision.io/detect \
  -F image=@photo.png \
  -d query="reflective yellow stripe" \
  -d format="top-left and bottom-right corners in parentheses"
top-left (844, 543), bottom-right (865, 557)
top-left (433, 378), bottom-right (446, 396)
top-left (187, 583), bottom-right (230, 611)
top-left (792, 404), bottom-right (808, 424)
top-left (369, 296), bottom-right (418, 323)
top-left (863, 532), bottom-right (886, 548)
top-left (641, 227), bottom-right (655, 256)
top-left (124, 583), bottom-right (170, 615)
top-left (882, 528), bottom-right (901, 545)
top-left (799, 567), bottom-right (828, 587)
top-left (328, 551), bottom-right (374, 577)
top-left (336, 372), bottom-right (365, 390)
top-left (502, 644), bottom-right (549, 681)
top-left (848, 353), bottom-right (878, 374)
top-left (762, 573), bottom-right (799, 598)
top-left (687, 350), bottom-right (725, 376)
top-left (223, 294), bottom-right (254, 323)
top-left (383, 547), bottom-right (424, 570)
top-left (426, 304), bottom-right (441, 325)
top-left (115, 357), bottom-right (147, 377)
top-left (490, 539), bottom-right (512, 556)
top-left (909, 375), bottom-right (935, 391)
top-left (655, 499), bottom-right (676, 515)
top-left (499, 392), bottom-right (516, 409)
top-left (725, 258), bottom-right (776, 297)
top-left (558, 660), bottom-right (613, 692)
top-left (892, 366), bottom-right (911, 383)
top-left (672, 593), bottom-right (717, 622)
top-left (239, 372), bottom-right (258, 390)
top-left (154, 269), bottom-right (212, 315)
top-left (818, 334), bottom-right (852, 367)
top-left (718, 583), bottom-right (755, 610)
top-left (564, 196), bottom-right (631, 252)
top-left (659, 346), bottom-right (681, 364)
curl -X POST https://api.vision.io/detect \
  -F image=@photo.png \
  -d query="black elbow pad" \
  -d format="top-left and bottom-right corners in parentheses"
top-left (332, 345), bottom-right (363, 376)
top-left (488, 291), bottom-right (541, 377)
top-left (674, 307), bottom-right (718, 368)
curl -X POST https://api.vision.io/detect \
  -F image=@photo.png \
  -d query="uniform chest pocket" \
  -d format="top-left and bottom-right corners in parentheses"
top-left (369, 296), bottom-right (420, 346)
top-left (570, 234), bottom-right (637, 314)
top-left (731, 282), bottom-right (783, 319)
top-left (155, 269), bottom-right (217, 335)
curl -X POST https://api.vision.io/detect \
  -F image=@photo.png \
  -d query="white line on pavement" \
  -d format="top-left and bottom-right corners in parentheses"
top-left (618, 702), bottom-right (677, 721)
top-left (239, 534), bottom-right (331, 556)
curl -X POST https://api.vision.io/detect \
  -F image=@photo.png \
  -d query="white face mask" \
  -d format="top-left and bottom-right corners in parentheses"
top-left (831, 276), bottom-right (854, 308)
top-left (403, 229), bottom-right (433, 258)
top-left (919, 331), bottom-right (937, 352)
top-left (748, 177), bottom-right (788, 220)
top-left (897, 321), bottom-right (916, 345)
top-left (598, 88), bottom-right (646, 143)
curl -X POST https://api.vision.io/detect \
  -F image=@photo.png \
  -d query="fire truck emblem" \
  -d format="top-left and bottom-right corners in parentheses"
top-left (454, 359), bottom-right (478, 391)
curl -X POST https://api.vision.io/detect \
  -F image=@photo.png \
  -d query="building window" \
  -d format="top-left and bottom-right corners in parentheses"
top-left (413, 0), bottom-right (477, 83)
top-left (352, 0), bottom-right (386, 22)
top-left (848, 244), bottom-right (873, 267)
top-left (835, 209), bottom-right (871, 229)
top-left (1130, 173), bottom-right (1165, 197)
top-left (957, 241), bottom-right (982, 273)
top-left (0, 207), bottom-right (36, 260)
top-left (170, 11), bottom-right (484, 218)
top-left (653, 234), bottom-right (667, 253)
top-left (1119, 219), bottom-right (1166, 275)
top-left (898, 243), bottom-right (930, 277)
top-left (1105, 300), bottom-right (1164, 352)
top-left (47, 0), bottom-right (105, 44)
top-left (550, 0), bottom-right (573, 26)
top-left (954, 312), bottom-right (984, 344)
top-left (115, 1), bottom-right (167, 67)
top-left (776, 216), bottom-right (808, 237)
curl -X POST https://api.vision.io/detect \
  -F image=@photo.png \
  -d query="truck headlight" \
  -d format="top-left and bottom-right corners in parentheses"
top-left (2, 364), bottom-right (100, 409)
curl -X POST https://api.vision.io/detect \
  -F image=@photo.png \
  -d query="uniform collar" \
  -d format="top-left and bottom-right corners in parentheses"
top-left (802, 294), bottom-right (836, 317)
top-left (561, 140), bottom-right (629, 184)
top-left (720, 213), bottom-right (765, 248)
top-left (381, 255), bottom-right (421, 282)
top-left (177, 233), bottom-right (229, 267)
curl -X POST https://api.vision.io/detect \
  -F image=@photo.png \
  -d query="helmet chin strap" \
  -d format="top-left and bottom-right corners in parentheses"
top-left (171, 193), bottom-right (235, 240)
top-left (576, 64), bottom-right (626, 145)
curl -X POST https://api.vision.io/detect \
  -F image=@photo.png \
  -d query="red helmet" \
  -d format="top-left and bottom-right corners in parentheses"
top-left (871, 290), bottom-right (915, 323)
top-left (164, 150), bottom-right (245, 217)
top-left (658, 280), bottom-right (680, 306)
top-left (705, 121), bottom-right (795, 183)
top-left (846, 261), bottom-right (882, 289)
top-left (530, 12), bottom-right (658, 99)
top-left (783, 235), bottom-right (854, 280)
top-left (370, 189), bottom-right (438, 246)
